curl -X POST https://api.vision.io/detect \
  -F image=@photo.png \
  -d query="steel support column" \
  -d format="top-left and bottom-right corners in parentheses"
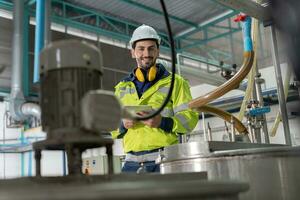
top-left (269, 26), bottom-right (291, 145)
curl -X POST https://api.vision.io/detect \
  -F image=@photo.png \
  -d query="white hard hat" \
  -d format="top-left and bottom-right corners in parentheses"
top-left (129, 24), bottom-right (161, 48)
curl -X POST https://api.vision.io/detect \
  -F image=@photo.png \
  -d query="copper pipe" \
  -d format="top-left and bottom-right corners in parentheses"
top-left (189, 51), bottom-right (255, 108)
top-left (195, 105), bottom-right (248, 135)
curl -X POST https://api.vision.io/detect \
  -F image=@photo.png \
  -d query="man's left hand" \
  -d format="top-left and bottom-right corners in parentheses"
top-left (138, 111), bottom-right (162, 128)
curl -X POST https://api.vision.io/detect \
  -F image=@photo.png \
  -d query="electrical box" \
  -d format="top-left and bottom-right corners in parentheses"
top-left (82, 155), bottom-right (124, 175)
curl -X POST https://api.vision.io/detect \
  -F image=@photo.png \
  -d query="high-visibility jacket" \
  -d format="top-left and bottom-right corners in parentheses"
top-left (111, 69), bottom-right (198, 153)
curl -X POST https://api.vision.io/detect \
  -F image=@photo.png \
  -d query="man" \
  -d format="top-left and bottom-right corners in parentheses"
top-left (111, 24), bottom-right (198, 173)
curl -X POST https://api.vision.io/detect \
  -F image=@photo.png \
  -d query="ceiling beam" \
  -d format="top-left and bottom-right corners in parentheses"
top-left (175, 10), bottom-right (238, 39)
top-left (120, 0), bottom-right (197, 27)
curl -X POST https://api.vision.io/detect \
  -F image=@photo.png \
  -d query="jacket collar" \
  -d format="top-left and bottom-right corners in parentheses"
top-left (121, 63), bottom-right (170, 82)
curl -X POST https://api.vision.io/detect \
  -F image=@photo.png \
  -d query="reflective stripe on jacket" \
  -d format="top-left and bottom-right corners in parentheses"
top-left (111, 73), bottom-right (198, 153)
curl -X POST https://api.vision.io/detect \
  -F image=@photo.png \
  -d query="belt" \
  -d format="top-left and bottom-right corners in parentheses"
top-left (125, 148), bottom-right (164, 163)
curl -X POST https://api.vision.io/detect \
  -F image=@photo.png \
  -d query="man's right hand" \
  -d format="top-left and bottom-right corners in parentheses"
top-left (123, 119), bottom-right (136, 129)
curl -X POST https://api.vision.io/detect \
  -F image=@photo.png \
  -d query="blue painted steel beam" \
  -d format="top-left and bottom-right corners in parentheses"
top-left (51, 0), bottom-right (171, 48)
top-left (0, 0), bottom-right (12, 10)
top-left (1, 0), bottom-right (238, 55)
top-left (0, 0), bottom-right (236, 75)
top-left (33, 0), bottom-right (45, 83)
top-left (120, 0), bottom-right (197, 27)
top-left (69, 13), bottom-right (94, 20)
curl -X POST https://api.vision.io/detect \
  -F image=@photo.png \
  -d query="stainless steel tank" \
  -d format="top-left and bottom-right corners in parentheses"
top-left (159, 142), bottom-right (300, 200)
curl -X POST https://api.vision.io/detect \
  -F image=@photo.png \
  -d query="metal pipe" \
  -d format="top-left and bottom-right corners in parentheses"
top-left (62, 151), bottom-right (67, 176)
top-left (201, 112), bottom-right (207, 141)
top-left (10, 0), bottom-right (25, 121)
top-left (224, 121), bottom-right (230, 141)
top-left (176, 53), bottom-right (182, 75)
top-left (21, 102), bottom-right (41, 119)
top-left (255, 73), bottom-right (270, 143)
top-left (254, 118), bottom-right (262, 143)
top-left (269, 26), bottom-right (292, 145)
top-left (230, 116), bottom-right (236, 142)
top-left (33, 0), bottom-right (45, 83)
top-left (177, 53), bottom-right (230, 70)
top-left (207, 122), bottom-right (212, 141)
top-left (11, 0), bottom-right (24, 96)
top-left (248, 120), bottom-right (255, 143)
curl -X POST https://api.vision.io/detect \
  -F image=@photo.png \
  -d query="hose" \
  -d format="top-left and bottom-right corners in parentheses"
top-left (195, 105), bottom-right (248, 135)
top-left (189, 16), bottom-right (254, 109)
top-left (237, 16), bottom-right (259, 121)
top-left (189, 51), bottom-right (254, 109)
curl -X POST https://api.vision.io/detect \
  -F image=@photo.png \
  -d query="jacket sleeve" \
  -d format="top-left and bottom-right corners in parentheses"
top-left (170, 77), bottom-right (198, 134)
top-left (111, 84), bottom-right (124, 139)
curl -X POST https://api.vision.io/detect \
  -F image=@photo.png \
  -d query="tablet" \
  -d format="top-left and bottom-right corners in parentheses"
top-left (123, 105), bottom-right (153, 114)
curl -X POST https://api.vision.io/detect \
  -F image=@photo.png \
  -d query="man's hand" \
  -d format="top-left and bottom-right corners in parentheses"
top-left (138, 111), bottom-right (162, 128)
top-left (123, 119), bottom-right (136, 129)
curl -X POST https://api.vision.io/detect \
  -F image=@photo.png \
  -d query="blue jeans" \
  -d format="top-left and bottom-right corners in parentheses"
top-left (122, 161), bottom-right (160, 173)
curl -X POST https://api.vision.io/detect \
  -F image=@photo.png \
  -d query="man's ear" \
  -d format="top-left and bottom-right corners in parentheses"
top-left (131, 49), bottom-right (136, 58)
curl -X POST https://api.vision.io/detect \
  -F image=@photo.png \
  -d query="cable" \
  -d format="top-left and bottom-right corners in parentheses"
top-left (134, 0), bottom-right (176, 120)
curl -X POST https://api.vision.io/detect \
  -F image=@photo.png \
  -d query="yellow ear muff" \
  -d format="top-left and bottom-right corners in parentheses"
top-left (135, 67), bottom-right (145, 82)
top-left (148, 66), bottom-right (157, 82)
top-left (135, 66), bottom-right (157, 82)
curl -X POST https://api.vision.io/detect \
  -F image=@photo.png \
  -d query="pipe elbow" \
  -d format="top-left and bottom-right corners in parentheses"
top-left (21, 103), bottom-right (41, 119)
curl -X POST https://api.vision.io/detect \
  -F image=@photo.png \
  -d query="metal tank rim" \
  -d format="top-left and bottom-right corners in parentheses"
top-left (159, 142), bottom-right (299, 163)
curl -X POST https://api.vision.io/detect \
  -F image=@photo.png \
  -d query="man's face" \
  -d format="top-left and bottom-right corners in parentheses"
top-left (131, 40), bottom-right (159, 69)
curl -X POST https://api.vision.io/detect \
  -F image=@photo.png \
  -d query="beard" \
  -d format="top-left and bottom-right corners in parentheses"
top-left (136, 57), bottom-right (155, 69)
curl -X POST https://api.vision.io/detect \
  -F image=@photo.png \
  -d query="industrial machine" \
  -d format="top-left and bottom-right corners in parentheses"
top-left (33, 40), bottom-right (121, 175)
top-left (1, 1), bottom-right (300, 200)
